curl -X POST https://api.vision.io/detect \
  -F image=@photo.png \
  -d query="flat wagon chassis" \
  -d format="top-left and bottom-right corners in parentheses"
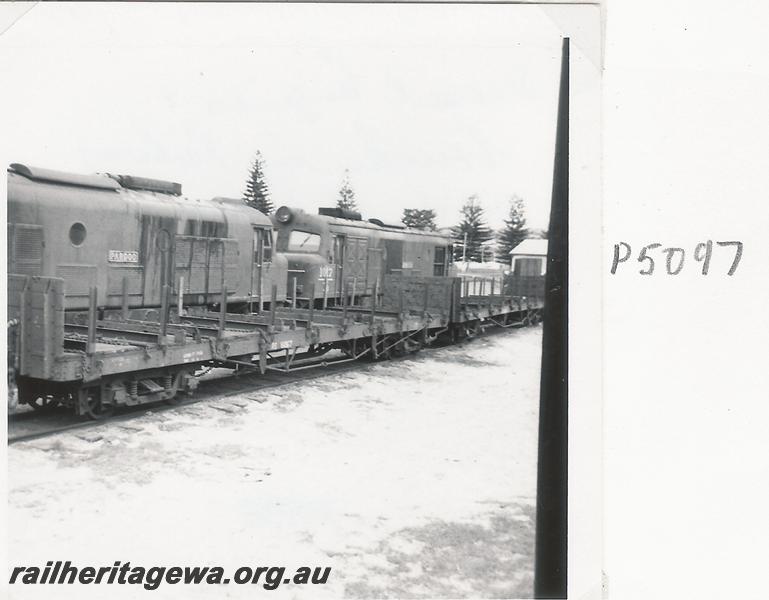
top-left (8, 274), bottom-right (543, 418)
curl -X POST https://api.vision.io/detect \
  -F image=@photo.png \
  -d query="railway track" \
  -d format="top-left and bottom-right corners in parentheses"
top-left (8, 325), bottom-right (528, 445)
top-left (7, 357), bottom-right (363, 445)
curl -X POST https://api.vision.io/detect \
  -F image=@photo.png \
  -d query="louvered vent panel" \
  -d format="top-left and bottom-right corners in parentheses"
top-left (56, 265), bottom-right (97, 297)
top-left (13, 225), bottom-right (44, 276)
top-left (175, 237), bottom-right (193, 266)
top-left (224, 239), bottom-right (240, 290)
top-left (107, 267), bottom-right (144, 296)
top-left (192, 240), bottom-right (208, 265)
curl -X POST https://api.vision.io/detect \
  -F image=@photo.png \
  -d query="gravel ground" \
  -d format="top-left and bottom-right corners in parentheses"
top-left (7, 326), bottom-right (542, 599)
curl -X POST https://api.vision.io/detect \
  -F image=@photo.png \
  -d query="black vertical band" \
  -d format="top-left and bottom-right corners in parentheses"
top-left (534, 36), bottom-right (569, 599)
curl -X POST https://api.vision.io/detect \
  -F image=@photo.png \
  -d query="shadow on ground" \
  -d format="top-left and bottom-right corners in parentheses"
top-left (343, 503), bottom-right (535, 599)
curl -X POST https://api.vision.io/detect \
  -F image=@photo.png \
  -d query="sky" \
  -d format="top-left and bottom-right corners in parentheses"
top-left (0, 3), bottom-right (583, 231)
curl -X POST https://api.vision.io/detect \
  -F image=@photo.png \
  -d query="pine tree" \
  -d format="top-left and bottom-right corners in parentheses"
top-left (401, 208), bottom-right (437, 230)
top-left (243, 151), bottom-right (274, 214)
top-left (450, 195), bottom-right (494, 262)
top-left (496, 194), bottom-right (530, 262)
top-left (336, 169), bottom-right (358, 212)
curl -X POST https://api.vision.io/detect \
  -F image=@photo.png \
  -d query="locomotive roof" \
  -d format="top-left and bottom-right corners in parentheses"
top-left (276, 206), bottom-right (453, 242)
top-left (8, 163), bottom-right (273, 226)
top-left (9, 163), bottom-right (121, 191)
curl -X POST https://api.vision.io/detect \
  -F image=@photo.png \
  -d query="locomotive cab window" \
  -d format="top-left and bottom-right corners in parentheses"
top-left (253, 228), bottom-right (274, 264)
top-left (287, 230), bottom-right (321, 253)
top-left (433, 246), bottom-right (447, 276)
top-left (69, 222), bottom-right (87, 246)
top-left (263, 230), bottom-right (273, 262)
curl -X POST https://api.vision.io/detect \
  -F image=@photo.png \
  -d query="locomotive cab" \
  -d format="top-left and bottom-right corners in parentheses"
top-left (272, 205), bottom-right (453, 308)
top-left (273, 206), bottom-right (338, 305)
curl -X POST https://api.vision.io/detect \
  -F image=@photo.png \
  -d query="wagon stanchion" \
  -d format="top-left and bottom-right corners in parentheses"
top-left (292, 277), bottom-right (298, 309)
top-left (121, 277), bottom-right (130, 320)
top-left (323, 277), bottom-right (329, 310)
top-left (16, 277), bottom-right (29, 376)
top-left (87, 286), bottom-right (97, 355)
top-left (270, 285), bottom-right (277, 330)
top-left (257, 261), bottom-right (263, 314)
top-left (422, 282), bottom-right (430, 345)
top-left (216, 239), bottom-right (228, 339)
top-left (215, 286), bottom-right (227, 339)
top-left (307, 283), bottom-right (315, 332)
top-left (351, 277), bottom-right (357, 306)
top-left (501, 277), bottom-right (507, 310)
top-left (41, 280), bottom-right (52, 378)
top-left (342, 280), bottom-right (349, 321)
top-left (370, 283), bottom-right (378, 359)
top-left (159, 284), bottom-right (170, 345)
top-left (178, 276), bottom-right (184, 318)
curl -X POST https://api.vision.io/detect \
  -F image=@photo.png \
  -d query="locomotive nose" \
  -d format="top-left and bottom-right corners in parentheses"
top-left (275, 206), bottom-right (293, 224)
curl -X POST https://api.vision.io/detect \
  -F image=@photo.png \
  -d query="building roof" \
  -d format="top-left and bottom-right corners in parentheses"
top-left (509, 238), bottom-right (548, 256)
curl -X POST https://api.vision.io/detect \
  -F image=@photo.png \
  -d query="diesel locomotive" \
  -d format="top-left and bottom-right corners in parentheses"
top-left (271, 206), bottom-right (453, 306)
top-left (7, 163), bottom-right (289, 313)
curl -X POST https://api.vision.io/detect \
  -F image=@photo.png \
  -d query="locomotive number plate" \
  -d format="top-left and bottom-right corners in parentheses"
top-left (108, 250), bottom-right (139, 264)
top-left (318, 265), bottom-right (335, 279)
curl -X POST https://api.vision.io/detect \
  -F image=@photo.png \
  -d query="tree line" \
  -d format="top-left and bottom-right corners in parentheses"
top-left (242, 151), bottom-right (544, 264)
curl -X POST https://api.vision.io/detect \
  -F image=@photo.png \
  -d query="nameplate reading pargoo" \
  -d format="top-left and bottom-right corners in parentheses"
top-left (108, 250), bottom-right (140, 264)
top-left (610, 241), bottom-right (743, 276)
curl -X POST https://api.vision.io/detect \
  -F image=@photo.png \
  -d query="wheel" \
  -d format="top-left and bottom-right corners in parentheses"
top-left (389, 339), bottom-right (408, 358)
top-left (28, 395), bottom-right (59, 412)
top-left (465, 321), bottom-right (481, 339)
top-left (82, 389), bottom-right (114, 420)
top-left (164, 394), bottom-right (182, 406)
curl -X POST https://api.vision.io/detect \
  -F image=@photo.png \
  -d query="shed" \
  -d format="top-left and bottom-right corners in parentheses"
top-left (509, 239), bottom-right (548, 276)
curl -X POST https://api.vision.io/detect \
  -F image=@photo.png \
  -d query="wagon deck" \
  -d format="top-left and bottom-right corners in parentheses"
top-left (9, 273), bottom-right (543, 416)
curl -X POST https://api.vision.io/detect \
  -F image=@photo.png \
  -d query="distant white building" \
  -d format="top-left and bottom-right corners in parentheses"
top-left (509, 239), bottom-right (548, 276)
